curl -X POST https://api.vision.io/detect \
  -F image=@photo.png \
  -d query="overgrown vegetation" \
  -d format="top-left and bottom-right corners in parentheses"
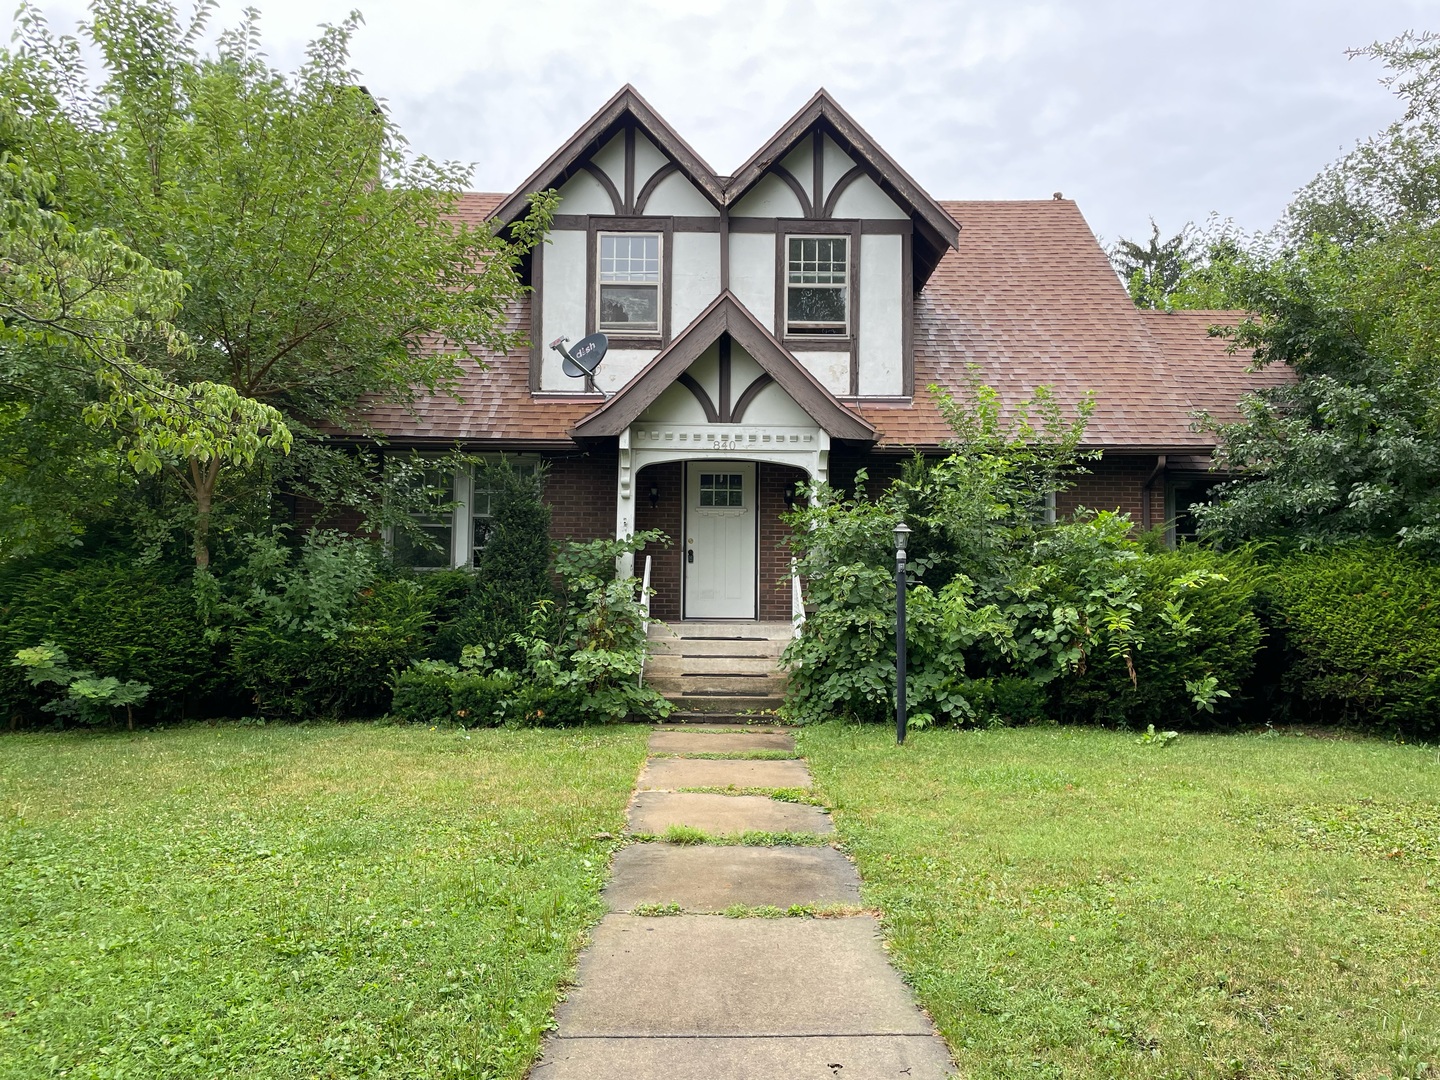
top-left (782, 377), bottom-right (1264, 731)
top-left (801, 724), bottom-right (1440, 1079)
top-left (0, 722), bottom-right (650, 1079)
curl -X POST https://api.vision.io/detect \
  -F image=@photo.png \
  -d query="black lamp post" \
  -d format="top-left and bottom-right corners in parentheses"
top-left (894, 522), bottom-right (911, 745)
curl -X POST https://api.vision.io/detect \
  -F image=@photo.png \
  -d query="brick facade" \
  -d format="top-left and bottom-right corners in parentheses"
top-left (757, 462), bottom-right (805, 622)
top-left (543, 449), bottom-right (617, 546)
top-left (634, 461), bottom-right (683, 620)
top-left (1057, 456), bottom-right (1155, 525)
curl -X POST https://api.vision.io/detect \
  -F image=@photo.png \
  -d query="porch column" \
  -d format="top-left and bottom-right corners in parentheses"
top-left (615, 429), bottom-right (635, 579)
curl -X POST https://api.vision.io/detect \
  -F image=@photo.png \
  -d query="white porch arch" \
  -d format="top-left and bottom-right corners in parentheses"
top-left (614, 423), bottom-right (828, 578)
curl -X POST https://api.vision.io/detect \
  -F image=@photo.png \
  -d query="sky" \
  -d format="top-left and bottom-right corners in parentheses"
top-left (5, 0), bottom-right (1432, 248)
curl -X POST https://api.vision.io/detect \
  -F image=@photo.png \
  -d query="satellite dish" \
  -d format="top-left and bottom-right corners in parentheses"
top-left (551, 333), bottom-right (608, 379)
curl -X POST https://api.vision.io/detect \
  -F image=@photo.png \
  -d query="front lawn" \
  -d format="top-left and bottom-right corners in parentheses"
top-left (800, 724), bottom-right (1439, 1079)
top-left (0, 723), bottom-right (649, 1079)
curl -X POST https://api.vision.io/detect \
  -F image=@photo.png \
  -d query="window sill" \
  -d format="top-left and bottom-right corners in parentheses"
top-left (784, 335), bottom-right (853, 347)
top-left (599, 335), bottom-right (664, 349)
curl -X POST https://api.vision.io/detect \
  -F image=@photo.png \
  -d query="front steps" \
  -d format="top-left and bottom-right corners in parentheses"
top-left (644, 621), bottom-right (792, 715)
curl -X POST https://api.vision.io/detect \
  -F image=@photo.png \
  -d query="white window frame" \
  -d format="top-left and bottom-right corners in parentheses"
top-left (597, 231), bottom-right (663, 334)
top-left (784, 234), bottom-right (850, 337)
top-left (388, 456), bottom-right (539, 570)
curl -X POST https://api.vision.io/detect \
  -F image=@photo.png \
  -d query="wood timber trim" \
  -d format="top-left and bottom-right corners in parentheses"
top-left (492, 85), bottom-right (724, 226)
top-left (569, 293), bottom-right (876, 441)
top-left (677, 372), bottom-right (719, 422)
top-left (634, 162), bottom-right (679, 214)
top-left (729, 373), bottom-right (774, 423)
top-left (821, 165), bottom-right (865, 218)
top-left (580, 162), bottom-right (623, 216)
top-left (771, 165), bottom-right (814, 218)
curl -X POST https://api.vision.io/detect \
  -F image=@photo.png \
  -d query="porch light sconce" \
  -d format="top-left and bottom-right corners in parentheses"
top-left (783, 481), bottom-right (802, 511)
top-left (648, 480), bottom-right (660, 509)
top-left (894, 522), bottom-right (912, 746)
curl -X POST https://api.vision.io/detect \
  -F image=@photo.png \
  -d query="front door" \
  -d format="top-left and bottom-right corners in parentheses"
top-left (684, 462), bottom-right (757, 619)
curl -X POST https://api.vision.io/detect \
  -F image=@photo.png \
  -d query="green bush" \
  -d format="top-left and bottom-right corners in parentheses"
top-left (1262, 545), bottom-right (1440, 735)
top-left (233, 577), bottom-right (432, 720)
top-left (389, 666), bottom-right (591, 728)
top-left (0, 555), bottom-right (223, 724)
top-left (1047, 545), bottom-right (1264, 728)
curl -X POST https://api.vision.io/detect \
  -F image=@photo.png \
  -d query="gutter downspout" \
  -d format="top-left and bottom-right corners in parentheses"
top-left (1141, 454), bottom-right (1167, 531)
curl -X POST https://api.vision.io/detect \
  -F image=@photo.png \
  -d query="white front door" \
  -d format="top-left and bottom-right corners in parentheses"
top-left (684, 462), bottom-right (757, 619)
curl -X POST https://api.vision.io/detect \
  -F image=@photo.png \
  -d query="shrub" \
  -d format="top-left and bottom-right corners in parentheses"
top-left (389, 665), bottom-right (590, 728)
top-left (0, 555), bottom-right (222, 724)
top-left (1262, 545), bottom-right (1440, 735)
top-left (233, 577), bottom-right (433, 720)
top-left (1042, 542), bottom-right (1264, 728)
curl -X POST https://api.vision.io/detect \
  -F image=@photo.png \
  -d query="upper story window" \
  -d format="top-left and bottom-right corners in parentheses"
top-left (786, 236), bottom-right (848, 336)
top-left (599, 232), bottom-right (661, 332)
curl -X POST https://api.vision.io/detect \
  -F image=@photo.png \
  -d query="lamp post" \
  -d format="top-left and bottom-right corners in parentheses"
top-left (894, 522), bottom-right (911, 745)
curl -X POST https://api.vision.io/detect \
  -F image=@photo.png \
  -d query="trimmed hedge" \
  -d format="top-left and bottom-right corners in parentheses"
top-left (0, 557), bottom-right (223, 723)
top-left (1261, 545), bottom-right (1440, 735)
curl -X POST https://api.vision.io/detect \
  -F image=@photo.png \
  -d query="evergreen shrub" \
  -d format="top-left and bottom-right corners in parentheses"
top-left (1262, 545), bottom-right (1440, 735)
top-left (0, 556), bottom-right (222, 724)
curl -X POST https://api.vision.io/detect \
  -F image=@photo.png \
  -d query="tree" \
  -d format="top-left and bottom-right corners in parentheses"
top-left (1, 0), bottom-right (554, 564)
top-left (1, 148), bottom-right (289, 561)
top-left (1110, 216), bottom-right (1252, 310)
top-left (1198, 30), bottom-right (1440, 551)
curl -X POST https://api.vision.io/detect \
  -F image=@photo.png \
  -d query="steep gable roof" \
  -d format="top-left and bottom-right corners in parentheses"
top-left (725, 89), bottom-right (960, 284)
top-left (570, 293), bottom-right (877, 441)
top-left (491, 85), bottom-right (724, 226)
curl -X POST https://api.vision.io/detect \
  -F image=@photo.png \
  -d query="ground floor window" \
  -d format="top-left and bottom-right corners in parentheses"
top-left (389, 457), bottom-right (539, 569)
top-left (1166, 480), bottom-right (1212, 544)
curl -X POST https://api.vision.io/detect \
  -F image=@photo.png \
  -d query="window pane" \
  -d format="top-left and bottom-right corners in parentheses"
top-left (788, 285), bottom-right (848, 330)
top-left (788, 236), bottom-right (846, 284)
top-left (393, 522), bottom-right (452, 568)
top-left (600, 233), bottom-right (660, 282)
top-left (600, 283), bottom-right (659, 328)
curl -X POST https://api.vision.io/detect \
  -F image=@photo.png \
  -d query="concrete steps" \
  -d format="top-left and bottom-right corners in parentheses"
top-left (645, 621), bottom-right (791, 714)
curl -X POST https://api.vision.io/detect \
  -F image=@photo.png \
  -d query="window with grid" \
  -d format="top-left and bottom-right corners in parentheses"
top-left (598, 232), bottom-right (661, 331)
top-left (786, 236), bottom-right (848, 335)
top-left (391, 465), bottom-right (456, 569)
top-left (698, 472), bottom-right (745, 508)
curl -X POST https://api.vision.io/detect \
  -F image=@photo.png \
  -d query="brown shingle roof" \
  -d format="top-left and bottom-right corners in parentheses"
top-left (351, 195), bottom-right (1294, 449)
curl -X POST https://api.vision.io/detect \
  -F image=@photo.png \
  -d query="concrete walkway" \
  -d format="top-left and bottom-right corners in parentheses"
top-left (531, 726), bottom-right (955, 1079)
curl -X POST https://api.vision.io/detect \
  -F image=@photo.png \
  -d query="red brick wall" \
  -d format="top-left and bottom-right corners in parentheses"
top-left (544, 449), bottom-right (617, 546)
top-left (1056, 456), bottom-right (1153, 524)
top-left (827, 448), bottom-right (910, 494)
top-left (758, 463), bottom-right (806, 621)
top-left (634, 462), bottom-right (683, 620)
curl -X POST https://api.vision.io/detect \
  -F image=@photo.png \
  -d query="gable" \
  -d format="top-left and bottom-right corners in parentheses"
top-left (492, 85), bottom-right (724, 227)
top-left (571, 293), bottom-right (876, 441)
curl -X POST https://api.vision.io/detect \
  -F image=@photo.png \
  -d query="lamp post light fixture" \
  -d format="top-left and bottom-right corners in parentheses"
top-left (894, 522), bottom-right (911, 745)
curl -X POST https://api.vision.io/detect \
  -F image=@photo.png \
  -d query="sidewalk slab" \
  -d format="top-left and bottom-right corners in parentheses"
top-left (533, 1034), bottom-right (955, 1079)
top-left (604, 844), bottom-right (861, 911)
top-left (648, 730), bottom-right (795, 754)
top-left (553, 915), bottom-right (934, 1037)
top-left (627, 791), bottom-right (832, 835)
top-left (638, 757), bottom-right (812, 790)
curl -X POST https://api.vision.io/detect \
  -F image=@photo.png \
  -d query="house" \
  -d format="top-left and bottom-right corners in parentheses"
top-left (350, 86), bottom-right (1291, 623)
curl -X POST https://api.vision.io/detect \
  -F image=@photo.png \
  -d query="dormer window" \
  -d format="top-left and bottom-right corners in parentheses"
top-left (599, 232), bottom-right (661, 332)
top-left (786, 236), bottom-right (849, 336)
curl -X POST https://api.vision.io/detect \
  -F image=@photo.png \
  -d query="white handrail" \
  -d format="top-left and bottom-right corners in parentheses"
top-left (791, 556), bottom-right (805, 638)
top-left (639, 554), bottom-right (652, 687)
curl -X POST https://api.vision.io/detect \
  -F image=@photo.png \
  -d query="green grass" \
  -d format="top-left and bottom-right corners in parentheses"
top-left (798, 724), bottom-right (1440, 1079)
top-left (0, 722), bottom-right (650, 1079)
top-left (637, 825), bottom-right (831, 847)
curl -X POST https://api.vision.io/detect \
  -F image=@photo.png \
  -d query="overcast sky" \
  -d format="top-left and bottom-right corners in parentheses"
top-left (6, 0), bottom-right (1432, 248)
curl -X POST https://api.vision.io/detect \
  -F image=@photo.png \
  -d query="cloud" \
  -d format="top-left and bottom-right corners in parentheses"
top-left (4, 0), bottom-right (1418, 246)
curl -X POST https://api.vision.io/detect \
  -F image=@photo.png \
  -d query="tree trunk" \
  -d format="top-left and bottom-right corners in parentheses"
top-left (190, 457), bottom-right (222, 569)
